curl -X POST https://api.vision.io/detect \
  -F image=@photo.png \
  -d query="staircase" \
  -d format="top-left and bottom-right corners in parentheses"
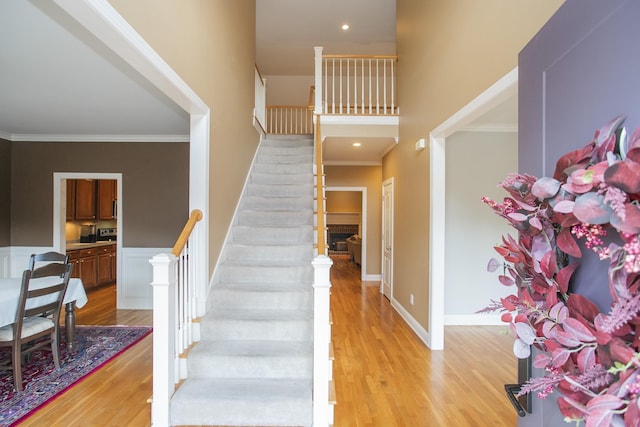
top-left (170, 135), bottom-right (315, 426)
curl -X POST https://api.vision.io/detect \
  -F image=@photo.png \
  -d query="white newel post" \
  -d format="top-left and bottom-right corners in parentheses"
top-left (312, 254), bottom-right (333, 427)
top-left (314, 46), bottom-right (323, 115)
top-left (150, 253), bottom-right (178, 427)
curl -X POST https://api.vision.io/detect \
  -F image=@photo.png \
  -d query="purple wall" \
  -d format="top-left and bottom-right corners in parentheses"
top-left (518, 0), bottom-right (639, 425)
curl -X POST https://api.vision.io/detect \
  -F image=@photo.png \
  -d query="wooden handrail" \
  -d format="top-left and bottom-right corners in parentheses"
top-left (266, 104), bottom-right (315, 110)
top-left (315, 115), bottom-right (326, 255)
top-left (172, 209), bottom-right (203, 256)
top-left (322, 54), bottom-right (398, 60)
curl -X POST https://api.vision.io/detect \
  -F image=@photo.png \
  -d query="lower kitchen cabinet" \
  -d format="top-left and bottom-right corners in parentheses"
top-left (97, 244), bottom-right (117, 286)
top-left (68, 244), bottom-right (116, 290)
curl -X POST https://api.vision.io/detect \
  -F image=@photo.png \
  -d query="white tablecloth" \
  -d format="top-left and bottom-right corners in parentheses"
top-left (0, 277), bottom-right (88, 327)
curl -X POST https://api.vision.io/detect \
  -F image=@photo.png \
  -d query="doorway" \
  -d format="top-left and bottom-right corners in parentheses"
top-left (326, 187), bottom-right (367, 281)
top-left (428, 68), bottom-right (518, 350)
top-left (381, 178), bottom-right (394, 300)
top-left (53, 172), bottom-right (122, 301)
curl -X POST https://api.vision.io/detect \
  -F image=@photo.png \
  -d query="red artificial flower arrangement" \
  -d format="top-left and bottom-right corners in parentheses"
top-left (482, 116), bottom-right (640, 426)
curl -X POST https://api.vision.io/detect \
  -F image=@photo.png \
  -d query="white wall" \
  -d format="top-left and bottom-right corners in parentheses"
top-left (444, 130), bottom-right (517, 324)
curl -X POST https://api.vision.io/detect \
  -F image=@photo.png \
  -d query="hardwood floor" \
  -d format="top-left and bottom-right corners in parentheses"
top-left (19, 258), bottom-right (518, 426)
top-left (330, 255), bottom-right (517, 426)
top-left (19, 285), bottom-right (153, 427)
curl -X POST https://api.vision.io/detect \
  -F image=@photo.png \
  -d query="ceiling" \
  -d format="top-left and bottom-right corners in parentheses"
top-left (0, 1), bottom-right (515, 162)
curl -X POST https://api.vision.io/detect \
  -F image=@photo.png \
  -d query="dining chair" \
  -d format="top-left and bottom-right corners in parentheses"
top-left (28, 251), bottom-right (69, 270)
top-left (0, 263), bottom-right (72, 392)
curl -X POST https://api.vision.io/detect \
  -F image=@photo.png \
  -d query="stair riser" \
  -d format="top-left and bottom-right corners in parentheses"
top-left (225, 245), bottom-right (314, 263)
top-left (253, 162), bottom-right (312, 174)
top-left (251, 172), bottom-right (313, 185)
top-left (218, 264), bottom-right (312, 284)
top-left (241, 196), bottom-right (312, 210)
top-left (260, 146), bottom-right (313, 156)
top-left (231, 226), bottom-right (313, 244)
top-left (237, 210), bottom-right (313, 226)
top-left (246, 184), bottom-right (312, 197)
top-left (188, 354), bottom-right (312, 379)
top-left (201, 318), bottom-right (312, 341)
top-left (210, 288), bottom-right (312, 310)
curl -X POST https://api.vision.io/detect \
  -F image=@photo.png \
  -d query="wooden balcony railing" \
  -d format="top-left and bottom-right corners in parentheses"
top-left (314, 47), bottom-right (398, 116)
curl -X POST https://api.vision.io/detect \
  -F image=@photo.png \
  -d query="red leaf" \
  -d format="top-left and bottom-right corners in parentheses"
top-left (498, 275), bottom-right (515, 286)
top-left (562, 318), bottom-right (596, 342)
top-left (540, 250), bottom-right (557, 279)
top-left (552, 348), bottom-right (571, 367)
top-left (557, 227), bottom-right (582, 258)
top-left (501, 296), bottom-right (518, 311)
top-left (554, 200), bottom-right (576, 214)
top-left (585, 395), bottom-right (624, 427)
top-left (501, 312), bottom-right (512, 323)
top-left (556, 263), bottom-right (580, 295)
top-left (558, 396), bottom-right (586, 420)
top-left (566, 293), bottom-right (601, 323)
top-left (605, 160), bottom-right (640, 194)
top-left (573, 192), bottom-right (613, 224)
top-left (508, 212), bottom-right (528, 222)
top-left (553, 142), bottom-right (595, 181)
top-left (552, 329), bottom-right (581, 347)
top-left (610, 337), bottom-right (635, 364)
top-left (610, 202), bottom-right (640, 234)
top-left (533, 352), bottom-right (551, 368)
top-left (577, 346), bottom-right (596, 372)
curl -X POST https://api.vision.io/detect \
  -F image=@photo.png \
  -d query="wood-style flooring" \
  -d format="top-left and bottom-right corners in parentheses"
top-left (19, 257), bottom-right (518, 426)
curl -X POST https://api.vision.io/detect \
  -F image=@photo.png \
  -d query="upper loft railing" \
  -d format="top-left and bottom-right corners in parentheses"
top-left (266, 105), bottom-right (314, 135)
top-left (314, 46), bottom-right (398, 116)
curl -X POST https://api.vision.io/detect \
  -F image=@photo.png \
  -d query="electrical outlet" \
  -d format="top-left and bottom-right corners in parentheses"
top-left (410, 294), bottom-right (414, 305)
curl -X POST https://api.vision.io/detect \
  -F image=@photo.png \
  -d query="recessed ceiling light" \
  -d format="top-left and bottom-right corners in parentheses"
top-left (341, 23), bottom-right (350, 31)
top-left (352, 142), bottom-right (361, 147)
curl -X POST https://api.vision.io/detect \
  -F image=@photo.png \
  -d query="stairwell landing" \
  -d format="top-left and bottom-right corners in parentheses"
top-left (170, 135), bottom-right (315, 426)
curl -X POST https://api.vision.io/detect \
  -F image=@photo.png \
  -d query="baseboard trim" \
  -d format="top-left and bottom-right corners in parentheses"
top-left (444, 314), bottom-right (506, 326)
top-left (390, 298), bottom-right (431, 348)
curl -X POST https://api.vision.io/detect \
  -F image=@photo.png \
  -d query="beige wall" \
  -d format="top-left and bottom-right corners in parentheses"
top-left (326, 191), bottom-right (362, 213)
top-left (325, 165), bottom-right (381, 276)
top-left (390, 1), bottom-right (564, 331)
top-left (110, 0), bottom-right (258, 273)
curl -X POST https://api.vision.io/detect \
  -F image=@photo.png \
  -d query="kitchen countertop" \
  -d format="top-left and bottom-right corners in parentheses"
top-left (66, 241), bottom-right (117, 251)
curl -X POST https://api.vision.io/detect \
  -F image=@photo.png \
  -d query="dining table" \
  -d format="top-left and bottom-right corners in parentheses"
top-left (0, 276), bottom-right (88, 351)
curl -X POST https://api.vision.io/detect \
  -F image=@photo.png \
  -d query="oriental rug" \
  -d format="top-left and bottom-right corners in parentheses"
top-left (0, 325), bottom-right (152, 426)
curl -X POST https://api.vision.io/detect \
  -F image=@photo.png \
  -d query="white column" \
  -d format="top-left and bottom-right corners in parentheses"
top-left (314, 46), bottom-right (323, 115)
top-left (150, 253), bottom-right (178, 427)
top-left (312, 254), bottom-right (333, 427)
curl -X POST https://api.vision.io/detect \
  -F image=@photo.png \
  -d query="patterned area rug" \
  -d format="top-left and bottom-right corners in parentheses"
top-left (0, 325), bottom-right (152, 426)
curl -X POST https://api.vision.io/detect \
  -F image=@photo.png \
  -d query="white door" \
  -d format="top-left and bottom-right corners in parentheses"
top-left (381, 178), bottom-right (394, 299)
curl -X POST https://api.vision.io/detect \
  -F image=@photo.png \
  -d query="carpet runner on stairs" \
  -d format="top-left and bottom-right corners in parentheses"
top-left (170, 135), bottom-right (315, 427)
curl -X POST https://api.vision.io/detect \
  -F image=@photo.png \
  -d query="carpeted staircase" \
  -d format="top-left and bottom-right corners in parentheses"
top-left (170, 135), bottom-right (315, 426)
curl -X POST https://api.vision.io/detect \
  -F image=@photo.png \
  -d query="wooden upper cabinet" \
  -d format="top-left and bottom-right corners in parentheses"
top-left (97, 180), bottom-right (117, 220)
top-left (66, 179), bottom-right (76, 221)
top-left (75, 179), bottom-right (96, 220)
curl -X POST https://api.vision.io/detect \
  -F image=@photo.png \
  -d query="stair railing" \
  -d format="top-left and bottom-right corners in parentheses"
top-left (314, 46), bottom-right (398, 116)
top-left (266, 105), bottom-right (314, 135)
top-left (312, 114), bottom-right (333, 426)
top-left (149, 209), bottom-right (203, 427)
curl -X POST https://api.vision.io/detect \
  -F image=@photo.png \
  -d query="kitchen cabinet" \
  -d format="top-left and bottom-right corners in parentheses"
top-left (97, 244), bottom-right (117, 286)
top-left (66, 179), bottom-right (75, 221)
top-left (68, 247), bottom-right (98, 289)
top-left (68, 179), bottom-right (117, 221)
top-left (74, 179), bottom-right (97, 221)
top-left (97, 180), bottom-right (117, 220)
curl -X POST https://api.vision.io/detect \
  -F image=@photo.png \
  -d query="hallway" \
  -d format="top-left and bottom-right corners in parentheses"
top-left (330, 255), bottom-right (517, 426)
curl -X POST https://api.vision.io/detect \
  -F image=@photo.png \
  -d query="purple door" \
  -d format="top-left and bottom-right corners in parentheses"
top-left (518, 0), bottom-right (640, 425)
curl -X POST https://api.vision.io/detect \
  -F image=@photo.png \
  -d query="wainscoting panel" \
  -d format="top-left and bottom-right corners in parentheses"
top-left (118, 247), bottom-right (170, 310)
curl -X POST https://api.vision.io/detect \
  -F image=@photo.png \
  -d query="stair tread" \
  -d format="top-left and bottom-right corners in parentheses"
top-left (208, 308), bottom-right (312, 320)
top-left (193, 339), bottom-right (313, 356)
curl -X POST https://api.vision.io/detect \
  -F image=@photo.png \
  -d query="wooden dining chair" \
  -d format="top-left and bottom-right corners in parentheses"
top-left (0, 263), bottom-right (72, 392)
top-left (28, 251), bottom-right (69, 270)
